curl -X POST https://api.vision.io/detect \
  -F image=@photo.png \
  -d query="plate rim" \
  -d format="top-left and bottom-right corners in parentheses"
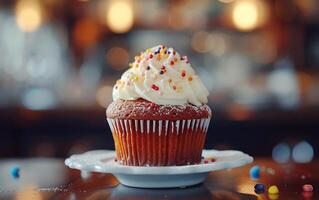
top-left (65, 149), bottom-right (254, 175)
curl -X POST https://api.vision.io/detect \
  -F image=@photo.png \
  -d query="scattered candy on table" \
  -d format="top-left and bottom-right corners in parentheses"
top-left (10, 166), bottom-right (20, 179)
top-left (249, 165), bottom-right (260, 179)
top-left (268, 185), bottom-right (279, 194)
top-left (302, 184), bottom-right (313, 192)
top-left (254, 183), bottom-right (265, 193)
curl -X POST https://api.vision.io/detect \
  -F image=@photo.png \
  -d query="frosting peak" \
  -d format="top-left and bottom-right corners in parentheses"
top-left (112, 45), bottom-right (209, 106)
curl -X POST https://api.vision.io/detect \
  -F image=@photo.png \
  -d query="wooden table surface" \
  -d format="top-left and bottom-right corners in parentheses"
top-left (0, 158), bottom-right (318, 200)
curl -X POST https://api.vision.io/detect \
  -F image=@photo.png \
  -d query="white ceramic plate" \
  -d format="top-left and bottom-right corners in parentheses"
top-left (65, 149), bottom-right (253, 188)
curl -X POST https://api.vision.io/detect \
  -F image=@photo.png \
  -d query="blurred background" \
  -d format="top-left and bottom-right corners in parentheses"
top-left (0, 0), bottom-right (319, 163)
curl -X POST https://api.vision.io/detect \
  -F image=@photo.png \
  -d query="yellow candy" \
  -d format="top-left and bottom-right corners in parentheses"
top-left (268, 185), bottom-right (279, 194)
top-left (131, 75), bottom-right (138, 81)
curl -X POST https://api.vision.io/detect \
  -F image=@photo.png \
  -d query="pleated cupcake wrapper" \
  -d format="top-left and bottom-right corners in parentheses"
top-left (107, 118), bottom-right (211, 166)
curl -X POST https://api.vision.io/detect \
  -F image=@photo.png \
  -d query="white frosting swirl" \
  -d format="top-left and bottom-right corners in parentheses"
top-left (112, 45), bottom-right (209, 106)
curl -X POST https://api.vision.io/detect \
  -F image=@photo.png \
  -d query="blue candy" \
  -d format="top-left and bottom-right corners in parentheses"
top-left (250, 165), bottom-right (260, 179)
top-left (254, 183), bottom-right (265, 193)
top-left (10, 166), bottom-right (20, 179)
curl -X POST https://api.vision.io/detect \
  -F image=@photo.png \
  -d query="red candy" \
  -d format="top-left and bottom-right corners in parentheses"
top-left (181, 70), bottom-right (186, 77)
top-left (151, 84), bottom-right (159, 91)
top-left (303, 184), bottom-right (313, 192)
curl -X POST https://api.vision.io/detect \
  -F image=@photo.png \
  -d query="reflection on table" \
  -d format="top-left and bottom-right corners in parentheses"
top-left (0, 158), bottom-right (318, 200)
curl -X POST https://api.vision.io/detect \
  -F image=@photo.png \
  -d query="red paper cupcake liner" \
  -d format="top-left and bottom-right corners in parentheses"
top-left (107, 118), bottom-right (211, 166)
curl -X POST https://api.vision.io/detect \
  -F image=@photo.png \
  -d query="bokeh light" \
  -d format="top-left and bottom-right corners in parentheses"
top-left (15, 0), bottom-right (42, 32)
top-left (292, 141), bottom-right (314, 163)
top-left (272, 143), bottom-right (290, 163)
top-left (96, 85), bottom-right (113, 108)
top-left (208, 33), bottom-right (228, 56)
top-left (191, 31), bottom-right (210, 53)
top-left (106, 47), bottom-right (129, 70)
top-left (267, 63), bottom-right (300, 109)
top-left (232, 0), bottom-right (258, 31)
top-left (231, 0), bottom-right (268, 31)
top-left (73, 17), bottom-right (100, 49)
top-left (21, 88), bottom-right (57, 110)
top-left (106, 0), bottom-right (134, 33)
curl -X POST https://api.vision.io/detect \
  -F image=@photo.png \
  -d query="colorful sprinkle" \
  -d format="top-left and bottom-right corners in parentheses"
top-left (181, 70), bottom-right (186, 77)
top-left (151, 84), bottom-right (159, 91)
top-left (250, 165), bottom-right (260, 180)
top-left (268, 185), bottom-right (279, 194)
top-left (129, 63), bottom-right (133, 67)
top-left (204, 160), bottom-right (209, 164)
top-left (188, 76), bottom-right (193, 81)
top-left (174, 58), bottom-right (178, 62)
top-left (173, 85), bottom-right (176, 90)
top-left (254, 184), bottom-right (265, 193)
top-left (159, 71), bottom-right (164, 75)
top-left (149, 54), bottom-right (153, 59)
top-left (146, 66), bottom-right (150, 70)
top-left (131, 75), bottom-right (138, 81)
top-left (168, 79), bottom-right (172, 83)
top-left (170, 61), bottom-right (174, 65)
top-left (10, 166), bottom-right (20, 179)
top-left (157, 54), bottom-right (161, 60)
top-left (173, 51), bottom-right (176, 55)
top-left (303, 184), bottom-right (313, 192)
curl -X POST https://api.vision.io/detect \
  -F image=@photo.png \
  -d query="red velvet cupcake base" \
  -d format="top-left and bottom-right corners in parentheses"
top-left (107, 118), bottom-right (210, 166)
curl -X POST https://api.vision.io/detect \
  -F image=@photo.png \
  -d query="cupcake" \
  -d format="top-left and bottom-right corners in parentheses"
top-left (106, 45), bottom-right (211, 166)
